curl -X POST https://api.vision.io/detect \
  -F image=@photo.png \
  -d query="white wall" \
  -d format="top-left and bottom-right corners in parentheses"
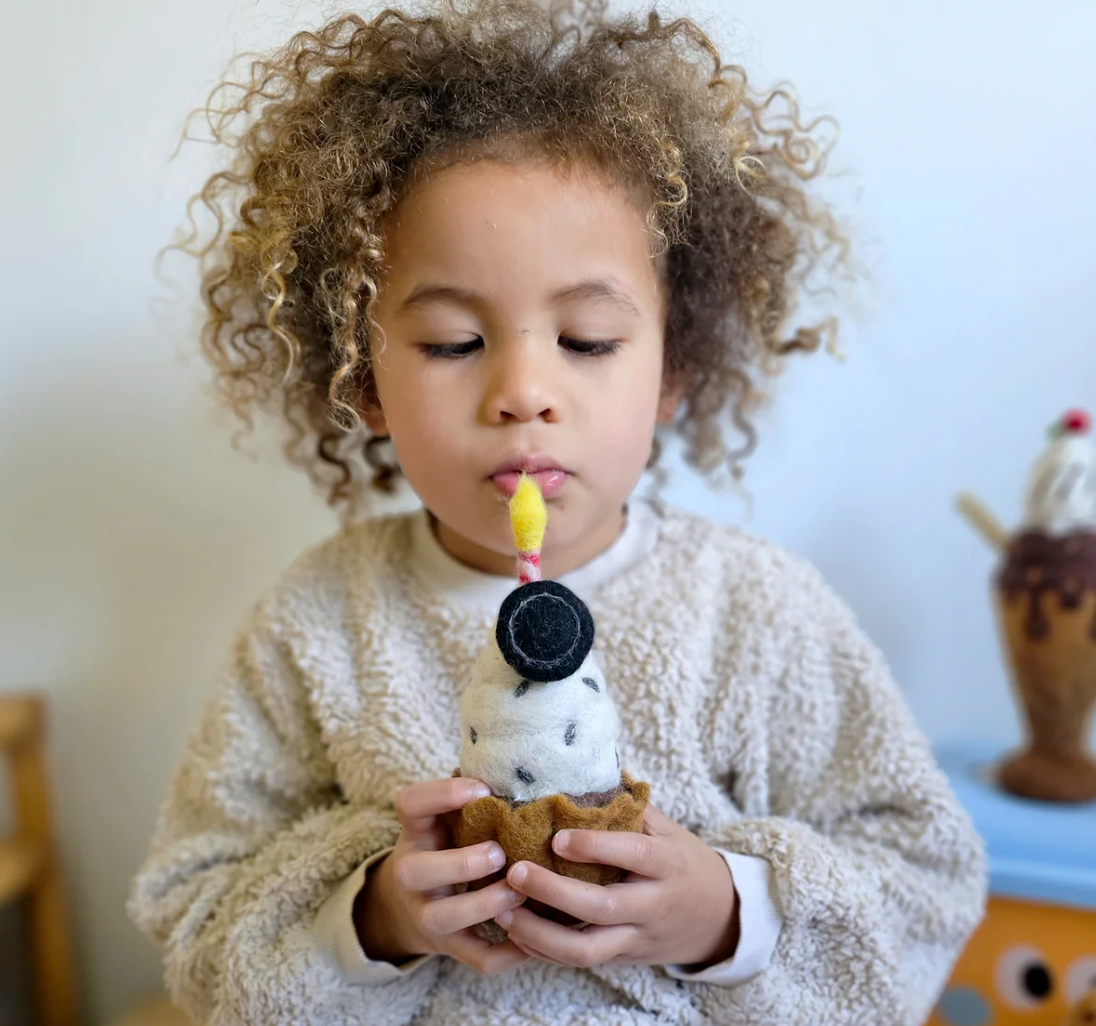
top-left (1, 0), bottom-right (1093, 1021)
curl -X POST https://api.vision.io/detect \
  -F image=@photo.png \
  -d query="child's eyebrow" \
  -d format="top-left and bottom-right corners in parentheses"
top-left (396, 277), bottom-right (642, 317)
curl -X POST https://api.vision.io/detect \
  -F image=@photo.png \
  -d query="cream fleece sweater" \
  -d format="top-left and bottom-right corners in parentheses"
top-left (128, 497), bottom-right (986, 1026)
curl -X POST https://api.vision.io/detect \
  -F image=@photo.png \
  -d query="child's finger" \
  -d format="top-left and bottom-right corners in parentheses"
top-left (416, 878), bottom-right (525, 939)
top-left (397, 841), bottom-right (507, 892)
top-left (395, 777), bottom-right (492, 841)
top-left (640, 803), bottom-right (680, 837)
top-left (505, 860), bottom-right (642, 926)
top-left (445, 930), bottom-right (531, 976)
top-left (552, 827), bottom-right (671, 879)
top-left (508, 934), bottom-right (569, 966)
top-left (499, 906), bottom-right (633, 969)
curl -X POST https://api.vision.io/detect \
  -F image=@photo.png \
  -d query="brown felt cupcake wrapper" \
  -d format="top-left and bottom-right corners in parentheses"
top-left (444, 771), bottom-right (650, 886)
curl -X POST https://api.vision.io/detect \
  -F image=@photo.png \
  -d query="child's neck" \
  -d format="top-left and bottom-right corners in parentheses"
top-left (429, 504), bottom-right (628, 579)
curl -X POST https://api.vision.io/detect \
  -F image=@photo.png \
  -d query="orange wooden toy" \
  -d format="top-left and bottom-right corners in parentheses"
top-left (929, 745), bottom-right (1096, 1026)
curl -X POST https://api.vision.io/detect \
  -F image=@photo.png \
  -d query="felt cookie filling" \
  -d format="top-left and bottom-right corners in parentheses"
top-left (452, 768), bottom-right (625, 809)
top-left (509, 780), bottom-right (625, 810)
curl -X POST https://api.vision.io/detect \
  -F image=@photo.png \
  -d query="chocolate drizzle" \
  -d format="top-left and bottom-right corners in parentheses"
top-left (997, 530), bottom-right (1096, 639)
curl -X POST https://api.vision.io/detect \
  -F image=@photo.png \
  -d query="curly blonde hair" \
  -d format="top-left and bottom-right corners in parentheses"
top-left (170, 0), bottom-right (849, 511)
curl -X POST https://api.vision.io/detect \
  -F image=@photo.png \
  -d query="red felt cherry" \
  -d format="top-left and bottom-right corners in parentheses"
top-left (1062, 409), bottom-right (1092, 434)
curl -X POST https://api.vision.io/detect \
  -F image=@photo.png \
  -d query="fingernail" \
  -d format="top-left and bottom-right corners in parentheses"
top-left (509, 862), bottom-right (527, 886)
top-left (553, 830), bottom-right (570, 852)
top-left (471, 783), bottom-right (492, 799)
top-left (488, 844), bottom-right (506, 867)
top-left (496, 910), bottom-right (514, 929)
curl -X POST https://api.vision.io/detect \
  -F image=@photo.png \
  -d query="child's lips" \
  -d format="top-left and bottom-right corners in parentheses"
top-left (490, 469), bottom-right (570, 498)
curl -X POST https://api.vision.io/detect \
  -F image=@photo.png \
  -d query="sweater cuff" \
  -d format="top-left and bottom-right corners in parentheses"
top-left (664, 850), bottom-right (783, 987)
top-left (312, 846), bottom-right (436, 984)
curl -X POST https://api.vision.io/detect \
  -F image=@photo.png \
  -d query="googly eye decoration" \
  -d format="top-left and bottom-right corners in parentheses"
top-left (995, 945), bottom-right (1055, 1011)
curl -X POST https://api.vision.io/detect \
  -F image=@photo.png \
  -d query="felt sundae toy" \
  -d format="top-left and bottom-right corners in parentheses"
top-left (447, 474), bottom-right (649, 920)
top-left (957, 409), bottom-right (1096, 802)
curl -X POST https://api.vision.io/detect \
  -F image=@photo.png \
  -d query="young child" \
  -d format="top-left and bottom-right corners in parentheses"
top-left (128, 1), bottom-right (987, 1023)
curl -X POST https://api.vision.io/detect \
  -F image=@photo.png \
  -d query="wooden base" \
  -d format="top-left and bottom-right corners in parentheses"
top-left (998, 748), bottom-right (1096, 803)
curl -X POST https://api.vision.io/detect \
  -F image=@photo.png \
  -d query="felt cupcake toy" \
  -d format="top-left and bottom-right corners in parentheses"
top-left (447, 474), bottom-right (649, 915)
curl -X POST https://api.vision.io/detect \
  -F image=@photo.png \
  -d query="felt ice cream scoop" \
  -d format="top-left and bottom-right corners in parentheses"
top-left (1022, 409), bottom-right (1096, 534)
top-left (459, 593), bottom-right (623, 803)
top-left (447, 475), bottom-right (649, 916)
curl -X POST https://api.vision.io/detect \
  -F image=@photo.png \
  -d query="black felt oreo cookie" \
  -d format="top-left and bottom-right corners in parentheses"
top-left (495, 580), bottom-right (595, 683)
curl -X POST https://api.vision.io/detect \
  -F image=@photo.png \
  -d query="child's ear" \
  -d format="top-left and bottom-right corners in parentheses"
top-left (656, 379), bottom-right (684, 425)
top-left (361, 402), bottom-right (389, 437)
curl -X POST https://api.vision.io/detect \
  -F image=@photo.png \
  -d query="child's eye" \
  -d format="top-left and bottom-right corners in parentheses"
top-left (559, 337), bottom-right (621, 357)
top-left (417, 337), bottom-right (620, 359)
top-left (419, 338), bottom-right (484, 360)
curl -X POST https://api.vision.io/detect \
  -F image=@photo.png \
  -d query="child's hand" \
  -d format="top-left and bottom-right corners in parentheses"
top-left (355, 777), bottom-right (530, 975)
top-left (493, 804), bottom-right (739, 971)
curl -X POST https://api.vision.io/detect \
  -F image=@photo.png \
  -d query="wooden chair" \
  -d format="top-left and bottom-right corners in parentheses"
top-left (0, 693), bottom-right (77, 1026)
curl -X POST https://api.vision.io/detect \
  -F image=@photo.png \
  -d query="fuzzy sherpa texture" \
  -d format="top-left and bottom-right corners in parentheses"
top-left (127, 497), bottom-right (987, 1026)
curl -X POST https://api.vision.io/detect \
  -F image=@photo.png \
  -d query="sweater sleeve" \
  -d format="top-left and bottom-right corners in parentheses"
top-left (126, 599), bottom-right (441, 1026)
top-left (312, 847), bottom-right (438, 983)
top-left (696, 558), bottom-right (988, 1026)
top-left (663, 850), bottom-right (783, 986)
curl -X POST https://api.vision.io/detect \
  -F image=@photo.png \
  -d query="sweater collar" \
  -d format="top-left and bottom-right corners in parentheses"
top-left (406, 496), bottom-right (661, 615)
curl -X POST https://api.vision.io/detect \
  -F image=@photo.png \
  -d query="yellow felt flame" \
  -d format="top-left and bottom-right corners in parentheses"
top-left (510, 472), bottom-right (547, 554)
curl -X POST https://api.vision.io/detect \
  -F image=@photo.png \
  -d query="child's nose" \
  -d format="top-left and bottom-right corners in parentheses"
top-left (480, 342), bottom-right (559, 424)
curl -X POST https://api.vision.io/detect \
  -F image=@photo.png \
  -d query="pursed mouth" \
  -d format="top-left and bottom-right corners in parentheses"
top-left (488, 455), bottom-right (569, 478)
top-left (488, 467), bottom-right (571, 498)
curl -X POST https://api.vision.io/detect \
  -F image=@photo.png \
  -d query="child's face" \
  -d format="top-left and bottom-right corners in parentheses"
top-left (366, 156), bottom-right (677, 576)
